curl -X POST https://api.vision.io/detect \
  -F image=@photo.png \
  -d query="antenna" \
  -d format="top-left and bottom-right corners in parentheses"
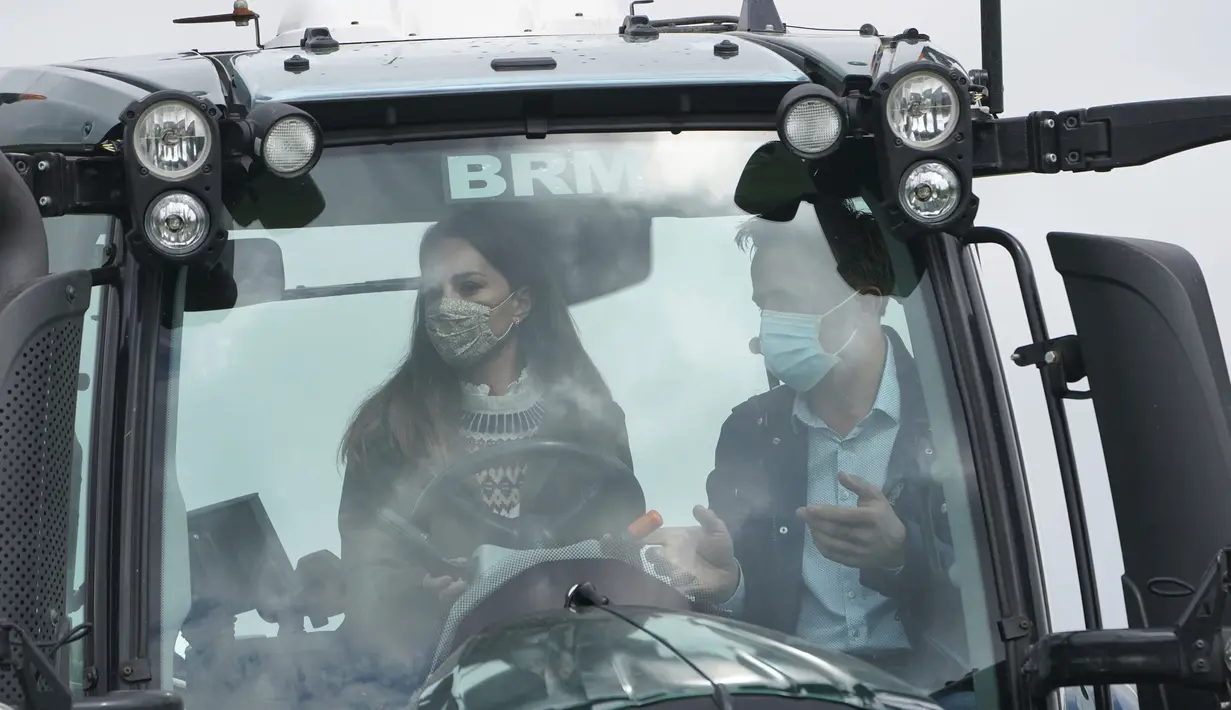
top-left (736, 0), bottom-right (784, 33)
top-left (980, 0), bottom-right (1004, 115)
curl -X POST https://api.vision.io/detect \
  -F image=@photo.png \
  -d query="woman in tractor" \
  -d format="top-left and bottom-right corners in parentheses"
top-left (335, 203), bottom-right (636, 691)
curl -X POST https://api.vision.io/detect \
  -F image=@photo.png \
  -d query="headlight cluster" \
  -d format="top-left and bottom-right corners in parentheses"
top-left (877, 65), bottom-right (970, 229)
top-left (772, 62), bottom-right (972, 233)
top-left (122, 90), bottom-right (323, 264)
top-left (883, 68), bottom-right (964, 226)
top-left (122, 92), bottom-right (223, 263)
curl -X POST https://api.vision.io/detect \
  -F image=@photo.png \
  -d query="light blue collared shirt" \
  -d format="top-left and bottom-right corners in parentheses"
top-left (720, 338), bottom-right (909, 654)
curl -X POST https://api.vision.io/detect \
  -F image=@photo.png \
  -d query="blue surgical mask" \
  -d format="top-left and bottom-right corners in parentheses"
top-left (759, 292), bottom-right (858, 392)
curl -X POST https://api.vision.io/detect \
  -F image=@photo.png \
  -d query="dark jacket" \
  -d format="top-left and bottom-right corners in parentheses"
top-left (337, 390), bottom-right (636, 683)
top-left (705, 327), bottom-right (969, 685)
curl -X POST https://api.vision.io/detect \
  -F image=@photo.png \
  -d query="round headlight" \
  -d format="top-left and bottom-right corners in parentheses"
top-left (899, 161), bottom-right (960, 224)
top-left (144, 192), bottom-right (210, 255)
top-left (781, 97), bottom-right (844, 158)
top-left (132, 100), bottom-right (213, 181)
top-left (886, 71), bottom-right (959, 150)
top-left (260, 115), bottom-right (320, 177)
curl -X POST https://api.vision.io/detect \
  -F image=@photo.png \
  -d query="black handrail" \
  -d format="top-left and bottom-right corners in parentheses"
top-left (961, 226), bottom-right (1109, 710)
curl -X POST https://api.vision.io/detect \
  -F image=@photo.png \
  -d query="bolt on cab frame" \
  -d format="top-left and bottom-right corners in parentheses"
top-left (5, 1), bottom-right (1231, 710)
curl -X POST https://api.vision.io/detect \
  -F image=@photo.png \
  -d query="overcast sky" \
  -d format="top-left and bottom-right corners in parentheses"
top-left (6, 0), bottom-right (1230, 637)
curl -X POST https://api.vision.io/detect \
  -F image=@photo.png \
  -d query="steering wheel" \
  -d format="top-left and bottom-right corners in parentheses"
top-left (390, 440), bottom-right (645, 579)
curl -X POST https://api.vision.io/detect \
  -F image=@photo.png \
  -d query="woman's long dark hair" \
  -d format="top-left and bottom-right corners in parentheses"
top-left (340, 204), bottom-right (613, 482)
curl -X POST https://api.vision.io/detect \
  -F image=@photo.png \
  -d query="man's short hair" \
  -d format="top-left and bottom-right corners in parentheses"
top-left (734, 199), bottom-right (897, 298)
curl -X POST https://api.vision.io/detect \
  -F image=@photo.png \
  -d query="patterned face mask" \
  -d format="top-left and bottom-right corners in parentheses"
top-left (425, 291), bottom-right (517, 370)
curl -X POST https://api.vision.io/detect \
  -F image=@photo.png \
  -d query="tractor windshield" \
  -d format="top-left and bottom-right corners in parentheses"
top-left (157, 130), bottom-right (1002, 706)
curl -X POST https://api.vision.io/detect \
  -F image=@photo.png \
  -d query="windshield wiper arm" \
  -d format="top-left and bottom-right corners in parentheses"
top-left (566, 584), bottom-right (735, 710)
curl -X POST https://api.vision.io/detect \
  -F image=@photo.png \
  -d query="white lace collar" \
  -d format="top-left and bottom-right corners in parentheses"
top-left (460, 368), bottom-right (543, 414)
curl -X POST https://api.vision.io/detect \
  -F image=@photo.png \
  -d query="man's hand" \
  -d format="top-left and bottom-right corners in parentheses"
top-left (797, 472), bottom-right (906, 569)
top-left (423, 558), bottom-right (468, 605)
top-left (643, 505), bottom-right (741, 601)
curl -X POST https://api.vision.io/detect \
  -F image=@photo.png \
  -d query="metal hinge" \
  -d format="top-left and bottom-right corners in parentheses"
top-left (119, 657), bottom-right (152, 684)
top-left (4, 151), bottom-right (125, 218)
top-left (1029, 110), bottom-right (1111, 174)
top-left (1010, 334), bottom-right (1091, 400)
top-left (997, 615), bottom-right (1033, 641)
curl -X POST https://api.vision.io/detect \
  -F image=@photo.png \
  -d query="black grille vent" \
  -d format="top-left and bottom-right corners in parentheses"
top-left (0, 319), bottom-right (82, 703)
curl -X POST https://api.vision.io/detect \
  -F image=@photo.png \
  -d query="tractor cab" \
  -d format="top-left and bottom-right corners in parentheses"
top-left (4, 2), bottom-right (1231, 710)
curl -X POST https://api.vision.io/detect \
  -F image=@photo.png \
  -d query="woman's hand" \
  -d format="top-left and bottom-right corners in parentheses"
top-left (423, 558), bottom-right (469, 605)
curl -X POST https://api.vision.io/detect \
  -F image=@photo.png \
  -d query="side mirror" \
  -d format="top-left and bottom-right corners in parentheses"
top-left (184, 237), bottom-right (287, 313)
top-left (539, 201), bottom-right (652, 306)
top-left (224, 162), bottom-right (326, 230)
top-left (732, 140), bottom-right (815, 221)
top-left (731, 142), bottom-right (923, 299)
top-left (1044, 231), bottom-right (1231, 710)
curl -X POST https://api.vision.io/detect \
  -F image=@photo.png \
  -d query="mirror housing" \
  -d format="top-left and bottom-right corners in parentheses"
top-left (1049, 232), bottom-right (1231, 710)
top-left (224, 161), bottom-right (326, 230)
top-left (538, 202), bottom-right (651, 306)
top-left (732, 140), bottom-right (816, 222)
top-left (732, 141), bottom-right (924, 299)
top-left (184, 237), bottom-right (287, 314)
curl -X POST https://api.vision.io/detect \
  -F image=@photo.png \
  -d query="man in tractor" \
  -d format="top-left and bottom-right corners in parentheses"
top-left (652, 199), bottom-right (968, 691)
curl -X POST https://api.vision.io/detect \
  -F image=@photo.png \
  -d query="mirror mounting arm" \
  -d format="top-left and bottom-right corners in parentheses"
top-left (3, 152), bottom-right (125, 219)
top-left (1025, 547), bottom-right (1231, 701)
top-left (1011, 334), bottom-right (1091, 401)
top-left (975, 96), bottom-right (1231, 177)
